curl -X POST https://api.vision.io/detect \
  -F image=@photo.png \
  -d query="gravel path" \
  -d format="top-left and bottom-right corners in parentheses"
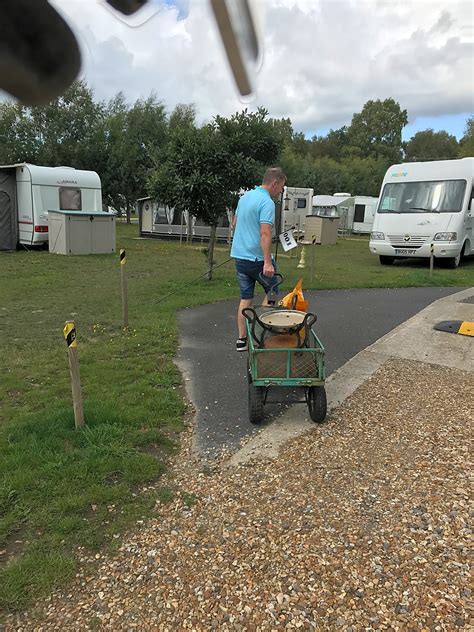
top-left (6, 358), bottom-right (473, 631)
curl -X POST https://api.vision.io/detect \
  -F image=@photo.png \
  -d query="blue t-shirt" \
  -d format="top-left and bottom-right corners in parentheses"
top-left (231, 186), bottom-right (275, 261)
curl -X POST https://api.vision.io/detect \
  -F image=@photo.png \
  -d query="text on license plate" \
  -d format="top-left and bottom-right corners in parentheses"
top-left (395, 249), bottom-right (416, 255)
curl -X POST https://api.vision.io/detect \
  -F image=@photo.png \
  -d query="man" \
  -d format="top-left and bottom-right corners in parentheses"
top-left (230, 167), bottom-right (286, 351)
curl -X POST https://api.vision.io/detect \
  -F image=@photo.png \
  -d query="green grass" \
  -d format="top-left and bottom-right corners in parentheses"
top-left (0, 224), bottom-right (472, 613)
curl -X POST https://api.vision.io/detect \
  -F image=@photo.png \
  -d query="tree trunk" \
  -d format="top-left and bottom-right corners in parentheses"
top-left (206, 224), bottom-right (217, 281)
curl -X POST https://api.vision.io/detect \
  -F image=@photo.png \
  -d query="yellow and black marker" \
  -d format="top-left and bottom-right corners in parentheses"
top-left (63, 322), bottom-right (77, 347)
top-left (434, 320), bottom-right (474, 337)
top-left (120, 249), bottom-right (126, 265)
top-left (311, 235), bottom-right (317, 245)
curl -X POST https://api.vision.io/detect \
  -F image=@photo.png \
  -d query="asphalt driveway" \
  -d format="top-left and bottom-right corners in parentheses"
top-left (176, 287), bottom-right (463, 459)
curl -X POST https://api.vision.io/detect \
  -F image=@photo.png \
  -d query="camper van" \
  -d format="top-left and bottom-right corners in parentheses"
top-left (370, 158), bottom-right (474, 268)
top-left (281, 186), bottom-right (314, 234)
top-left (0, 163), bottom-right (102, 250)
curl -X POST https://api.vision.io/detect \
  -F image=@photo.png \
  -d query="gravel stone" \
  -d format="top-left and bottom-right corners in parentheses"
top-left (3, 358), bottom-right (472, 631)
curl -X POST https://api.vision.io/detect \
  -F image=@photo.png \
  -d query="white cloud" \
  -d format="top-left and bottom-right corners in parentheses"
top-left (49, 0), bottom-right (474, 132)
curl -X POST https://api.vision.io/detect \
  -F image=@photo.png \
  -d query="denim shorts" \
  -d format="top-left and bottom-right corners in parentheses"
top-left (235, 258), bottom-right (278, 300)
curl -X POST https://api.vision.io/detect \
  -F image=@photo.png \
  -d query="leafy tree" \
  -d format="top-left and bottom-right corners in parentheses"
top-left (405, 129), bottom-right (459, 162)
top-left (347, 98), bottom-right (408, 162)
top-left (309, 126), bottom-right (349, 160)
top-left (103, 94), bottom-right (167, 221)
top-left (168, 103), bottom-right (196, 132)
top-left (149, 109), bottom-right (281, 279)
top-left (459, 116), bottom-right (474, 158)
top-left (148, 124), bottom-right (234, 278)
top-left (268, 117), bottom-right (294, 148)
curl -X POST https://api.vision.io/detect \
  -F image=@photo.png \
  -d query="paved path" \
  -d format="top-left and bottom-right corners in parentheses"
top-left (176, 287), bottom-right (464, 459)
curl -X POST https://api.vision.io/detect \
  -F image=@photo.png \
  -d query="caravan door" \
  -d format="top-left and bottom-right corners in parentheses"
top-left (0, 170), bottom-right (18, 251)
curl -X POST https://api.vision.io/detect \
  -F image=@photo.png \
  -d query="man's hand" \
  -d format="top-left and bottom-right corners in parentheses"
top-left (263, 260), bottom-right (275, 277)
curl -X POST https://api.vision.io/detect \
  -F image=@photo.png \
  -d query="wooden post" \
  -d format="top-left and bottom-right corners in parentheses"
top-left (120, 249), bottom-right (129, 328)
top-left (63, 321), bottom-right (84, 429)
top-left (429, 243), bottom-right (434, 276)
top-left (311, 236), bottom-right (316, 280)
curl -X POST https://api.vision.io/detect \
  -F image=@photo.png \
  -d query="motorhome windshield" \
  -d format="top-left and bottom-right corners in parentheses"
top-left (378, 179), bottom-right (466, 214)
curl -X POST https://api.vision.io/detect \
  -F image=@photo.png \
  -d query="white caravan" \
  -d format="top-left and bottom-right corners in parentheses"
top-left (369, 158), bottom-right (474, 268)
top-left (0, 163), bottom-right (102, 249)
top-left (281, 186), bottom-right (314, 234)
top-left (313, 193), bottom-right (378, 233)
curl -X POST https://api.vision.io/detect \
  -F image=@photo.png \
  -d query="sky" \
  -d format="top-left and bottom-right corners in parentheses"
top-left (48, 0), bottom-right (474, 141)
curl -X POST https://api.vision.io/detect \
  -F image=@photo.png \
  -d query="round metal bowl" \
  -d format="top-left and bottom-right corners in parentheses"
top-left (258, 309), bottom-right (307, 331)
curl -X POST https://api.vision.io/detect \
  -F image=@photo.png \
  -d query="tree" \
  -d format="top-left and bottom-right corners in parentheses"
top-left (148, 125), bottom-right (233, 278)
top-left (459, 116), bottom-right (474, 158)
top-left (405, 129), bottom-right (459, 162)
top-left (168, 103), bottom-right (196, 132)
top-left (309, 126), bottom-right (349, 160)
top-left (103, 93), bottom-right (167, 221)
top-left (0, 81), bottom-right (105, 168)
top-left (149, 108), bottom-right (281, 279)
top-left (347, 98), bottom-right (408, 162)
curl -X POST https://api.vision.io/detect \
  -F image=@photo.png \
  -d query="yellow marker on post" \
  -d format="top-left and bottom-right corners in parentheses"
top-left (63, 320), bottom-right (84, 428)
top-left (63, 321), bottom-right (77, 348)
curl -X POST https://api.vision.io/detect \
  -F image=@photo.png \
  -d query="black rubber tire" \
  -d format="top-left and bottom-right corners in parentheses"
top-left (248, 383), bottom-right (264, 424)
top-left (444, 244), bottom-right (464, 269)
top-left (307, 385), bottom-right (327, 423)
top-left (379, 255), bottom-right (395, 265)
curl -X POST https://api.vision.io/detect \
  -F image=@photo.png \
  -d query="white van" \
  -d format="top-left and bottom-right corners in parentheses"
top-left (369, 158), bottom-right (474, 268)
top-left (0, 163), bottom-right (102, 249)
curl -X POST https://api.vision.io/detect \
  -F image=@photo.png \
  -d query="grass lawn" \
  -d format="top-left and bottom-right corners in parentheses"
top-left (0, 223), bottom-right (472, 613)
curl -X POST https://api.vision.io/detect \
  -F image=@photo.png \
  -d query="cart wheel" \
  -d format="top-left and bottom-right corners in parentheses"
top-left (307, 385), bottom-right (327, 423)
top-left (248, 383), bottom-right (264, 424)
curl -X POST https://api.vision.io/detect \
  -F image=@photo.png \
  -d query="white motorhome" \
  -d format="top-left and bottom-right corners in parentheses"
top-left (281, 186), bottom-right (314, 234)
top-left (0, 163), bottom-right (102, 250)
top-left (369, 158), bottom-right (474, 268)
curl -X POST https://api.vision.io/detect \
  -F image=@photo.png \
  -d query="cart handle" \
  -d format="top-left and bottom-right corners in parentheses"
top-left (242, 307), bottom-right (262, 347)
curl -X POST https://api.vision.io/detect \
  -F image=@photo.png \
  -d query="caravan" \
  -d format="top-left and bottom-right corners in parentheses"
top-left (0, 163), bottom-right (102, 250)
top-left (281, 186), bottom-right (314, 234)
top-left (370, 158), bottom-right (474, 268)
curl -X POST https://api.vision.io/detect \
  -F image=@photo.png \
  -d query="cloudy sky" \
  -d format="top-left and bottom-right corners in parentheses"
top-left (50, 0), bottom-right (473, 140)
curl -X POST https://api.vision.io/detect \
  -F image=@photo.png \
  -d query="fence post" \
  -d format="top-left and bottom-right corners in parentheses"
top-left (120, 249), bottom-right (129, 328)
top-left (310, 236), bottom-right (316, 280)
top-left (63, 321), bottom-right (84, 429)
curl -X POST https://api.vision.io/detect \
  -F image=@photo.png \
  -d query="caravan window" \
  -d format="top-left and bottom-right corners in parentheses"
top-left (378, 180), bottom-right (466, 214)
top-left (297, 198), bottom-right (307, 208)
top-left (59, 187), bottom-right (82, 210)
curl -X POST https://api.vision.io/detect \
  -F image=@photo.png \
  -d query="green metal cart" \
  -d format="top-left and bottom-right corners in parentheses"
top-left (243, 306), bottom-right (327, 425)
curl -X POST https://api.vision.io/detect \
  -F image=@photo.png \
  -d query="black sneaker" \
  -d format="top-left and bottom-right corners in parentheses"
top-left (236, 337), bottom-right (247, 352)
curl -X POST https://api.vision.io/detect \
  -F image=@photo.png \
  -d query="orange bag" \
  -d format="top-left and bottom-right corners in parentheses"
top-left (279, 278), bottom-right (308, 312)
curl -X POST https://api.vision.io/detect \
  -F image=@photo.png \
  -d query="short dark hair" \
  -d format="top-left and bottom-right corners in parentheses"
top-left (262, 167), bottom-right (286, 185)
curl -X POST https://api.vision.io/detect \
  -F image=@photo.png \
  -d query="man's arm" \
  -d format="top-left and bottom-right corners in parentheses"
top-left (260, 223), bottom-right (274, 277)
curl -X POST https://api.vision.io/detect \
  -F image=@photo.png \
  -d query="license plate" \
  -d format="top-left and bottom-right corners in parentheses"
top-left (394, 249), bottom-right (416, 255)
